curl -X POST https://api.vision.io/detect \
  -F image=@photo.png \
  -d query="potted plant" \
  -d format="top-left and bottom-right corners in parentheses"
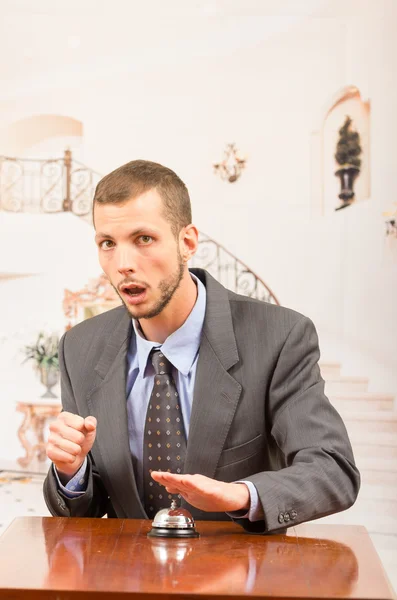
top-left (334, 115), bottom-right (362, 210)
top-left (23, 332), bottom-right (60, 398)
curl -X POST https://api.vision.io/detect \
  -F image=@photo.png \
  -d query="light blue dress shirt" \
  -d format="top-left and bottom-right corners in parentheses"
top-left (55, 274), bottom-right (263, 521)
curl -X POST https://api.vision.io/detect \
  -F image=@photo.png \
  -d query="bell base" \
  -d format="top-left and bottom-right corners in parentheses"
top-left (148, 527), bottom-right (200, 539)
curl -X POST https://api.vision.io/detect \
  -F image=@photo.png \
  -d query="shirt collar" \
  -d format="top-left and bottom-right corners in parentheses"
top-left (132, 272), bottom-right (206, 377)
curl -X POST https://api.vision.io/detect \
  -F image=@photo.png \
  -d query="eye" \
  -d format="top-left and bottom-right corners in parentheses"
top-left (99, 240), bottom-right (114, 250)
top-left (138, 235), bottom-right (153, 245)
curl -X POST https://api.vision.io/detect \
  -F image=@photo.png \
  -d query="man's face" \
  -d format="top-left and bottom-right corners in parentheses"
top-left (94, 189), bottom-right (185, 320)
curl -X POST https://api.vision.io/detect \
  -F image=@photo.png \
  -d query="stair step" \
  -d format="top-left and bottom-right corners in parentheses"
top-left (343, 411), bottom-right (397, 434)
top-left (354, 495), bottom-right (397, 513)
top-left (301, 360), bottom-right (397, 534)
top-left (343, 411), bottom-right (397, 422)
top-left (349, 430), bottom-right (397, 447)
top-left (325, 377), bottom-right (369, 394)
top-left (330, 392), bottom-right (395, 412)
top-left (319, 362), bottom-right (341, 379)
top-left (355, 456), bottom-right (397, 472)
top-left (360, 469), bottom-right (397, 485)
top-left (358, 483), bottom-right (397, 500)
top-left (313, 499), bottom-right (397, 534)
top-left (352, 444), bottom-right (397, 459)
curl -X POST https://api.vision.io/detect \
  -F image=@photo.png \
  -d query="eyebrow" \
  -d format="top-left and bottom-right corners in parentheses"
top-left (95, 232), bottom-right (113, 241)
top-left (95, 228), bottom-right (157, 242)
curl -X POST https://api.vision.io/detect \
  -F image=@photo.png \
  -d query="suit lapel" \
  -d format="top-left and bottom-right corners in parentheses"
top-left (85, 269), bottom-right (241, 518)
top-left (87, 308), bottom-right (146, 519)
top-left (184, 269), bottom-right (242, 479)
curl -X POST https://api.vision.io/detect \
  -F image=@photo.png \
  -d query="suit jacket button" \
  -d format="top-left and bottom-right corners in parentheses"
top-left (291, 510), bottom-right (297, 520)
top-left (278, 513), bottom-right (285, 524)
top-left (284, 512), bottom-right (290, 522)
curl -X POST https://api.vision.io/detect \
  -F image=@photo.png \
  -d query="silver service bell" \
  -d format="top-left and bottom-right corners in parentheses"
top-left (147, 499), bottom-right (200, 538)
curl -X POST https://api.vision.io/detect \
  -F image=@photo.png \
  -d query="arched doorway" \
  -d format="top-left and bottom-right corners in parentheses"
top-left (1, 114), bottom-right (83, 160)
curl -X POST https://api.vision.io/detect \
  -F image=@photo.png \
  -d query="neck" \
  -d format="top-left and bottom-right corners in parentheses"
top-left (138, 270), bottom-right (198, 344)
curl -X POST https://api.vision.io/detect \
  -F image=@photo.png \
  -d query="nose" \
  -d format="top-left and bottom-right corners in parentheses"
top-left (116, 245), bottom-right (138, 276)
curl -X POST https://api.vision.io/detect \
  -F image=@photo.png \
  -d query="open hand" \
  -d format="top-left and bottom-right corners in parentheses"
top-left (150, 471), bottom-right (250, 513)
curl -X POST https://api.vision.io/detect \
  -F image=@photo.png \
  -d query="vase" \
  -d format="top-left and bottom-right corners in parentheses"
top-left (39, 366), bottom-right (59, 399)
top-left (335, 166), bottom-right (360, 210)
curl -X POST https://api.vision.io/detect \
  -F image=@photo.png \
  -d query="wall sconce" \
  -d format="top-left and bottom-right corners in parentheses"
top-left (213, 143), bottom-right (247, 183)
top-left (384, 203), bottom-right (397, 238)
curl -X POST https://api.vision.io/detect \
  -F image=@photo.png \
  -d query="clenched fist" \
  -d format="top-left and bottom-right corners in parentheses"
top-left (46, 412), bottom-right (97, 481)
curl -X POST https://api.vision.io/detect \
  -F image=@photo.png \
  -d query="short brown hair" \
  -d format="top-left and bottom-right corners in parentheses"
top-left (93, 160), bottom-right (192, 236)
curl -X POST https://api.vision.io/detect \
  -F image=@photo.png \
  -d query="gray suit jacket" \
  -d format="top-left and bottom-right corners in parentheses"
top-left (43, 268), bottom-right (360, 533)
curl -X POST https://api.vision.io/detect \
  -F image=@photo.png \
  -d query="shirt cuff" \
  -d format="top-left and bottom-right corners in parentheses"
top-left (53, 458), bottom-right (88, 497)
top-left (226, 480), bottom-right (264, 522)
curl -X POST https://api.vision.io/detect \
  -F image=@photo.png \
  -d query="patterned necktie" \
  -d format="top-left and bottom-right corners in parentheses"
top-left (143, 349), bottom-right (186, 517)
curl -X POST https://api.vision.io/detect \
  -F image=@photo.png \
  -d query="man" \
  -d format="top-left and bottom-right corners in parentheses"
top-left (44, 160), bottom-right (360, 534)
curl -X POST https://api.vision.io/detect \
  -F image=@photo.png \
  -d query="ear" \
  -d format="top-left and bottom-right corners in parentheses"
top-left (180, 224), bottom-right (199, 263)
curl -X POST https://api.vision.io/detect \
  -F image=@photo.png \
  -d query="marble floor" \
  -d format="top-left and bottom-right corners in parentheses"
top-left (0, 461), bottom-right (396, 597)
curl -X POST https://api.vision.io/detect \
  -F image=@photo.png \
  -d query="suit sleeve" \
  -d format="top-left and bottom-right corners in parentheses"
top-left (233, 315), bottom-right (361, 534)
top-left (43, 332), bottom-right (111, 518)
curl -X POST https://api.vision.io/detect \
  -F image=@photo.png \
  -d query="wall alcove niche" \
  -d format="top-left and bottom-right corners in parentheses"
top-left (311, 86), bottom-right (370, 218)
top-left (1, 114), bottom-right (84, 160)
top-left (0, 114), bottom-right (90, 215)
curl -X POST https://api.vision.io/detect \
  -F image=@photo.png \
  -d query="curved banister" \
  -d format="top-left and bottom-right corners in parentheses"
top-left (191, 232), bottom-right (279, 304)
top-left (1, 151), bottom-right (280, 306)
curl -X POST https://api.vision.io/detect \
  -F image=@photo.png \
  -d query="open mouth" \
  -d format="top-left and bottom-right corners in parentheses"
top-left (120, 283), bottom-right (148, 304)
top-left (123, 286), bottom-right (146, 296)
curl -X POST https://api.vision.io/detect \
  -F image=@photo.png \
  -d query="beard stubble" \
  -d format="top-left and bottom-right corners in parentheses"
top-left (114, 252), bottom-right (185, 320)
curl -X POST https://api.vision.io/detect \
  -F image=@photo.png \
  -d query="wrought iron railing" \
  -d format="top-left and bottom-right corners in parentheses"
top-left (191, 233), bottom-right (279, 304)
top-left (0, 149), bottom-right (279, 305)
top-left (0, 149), bottom-right (100, 216)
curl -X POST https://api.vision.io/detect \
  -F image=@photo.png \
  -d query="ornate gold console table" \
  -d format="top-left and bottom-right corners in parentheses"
top-left (16, 400), bottom-right (61, 467)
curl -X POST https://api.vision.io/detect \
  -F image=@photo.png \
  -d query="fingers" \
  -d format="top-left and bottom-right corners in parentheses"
top-left (47, 434), bottom-right (82, 457)
top-left (150, 473), bottom-right (242, 512)
top-left (46, 444), bottom-right (80, 465)
top-left (49, 412), bottom-right (97, 441)
top-left (151, 471), bottom-right (184, 484)
top-left (47, 412), bottom-right (97, 476)
top-left (84, 416), bottom-right (97, 431)
top-left (164, 486), bottom-right (181, 494)
top-left (151, 472), bottom-right (184, 489)
top-left (57, 411), bottom-right (87, 431)
top-left (151, 472), bottom-right (222, 503)
top-left (50, 423), bottom-right (84, 446)
top-left (151, 472), bottom-right (196, 494)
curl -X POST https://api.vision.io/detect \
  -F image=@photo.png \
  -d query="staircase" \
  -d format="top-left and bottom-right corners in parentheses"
top-left (314, 362), bottom-right (397, 535)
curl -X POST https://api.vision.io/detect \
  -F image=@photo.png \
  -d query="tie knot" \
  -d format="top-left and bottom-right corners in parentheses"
top-left (151, 349), bottom-right (173, 375)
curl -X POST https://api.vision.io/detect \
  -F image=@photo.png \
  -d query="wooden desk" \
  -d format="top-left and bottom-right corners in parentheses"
top-left (0, 518), bottom-right (394, 599)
